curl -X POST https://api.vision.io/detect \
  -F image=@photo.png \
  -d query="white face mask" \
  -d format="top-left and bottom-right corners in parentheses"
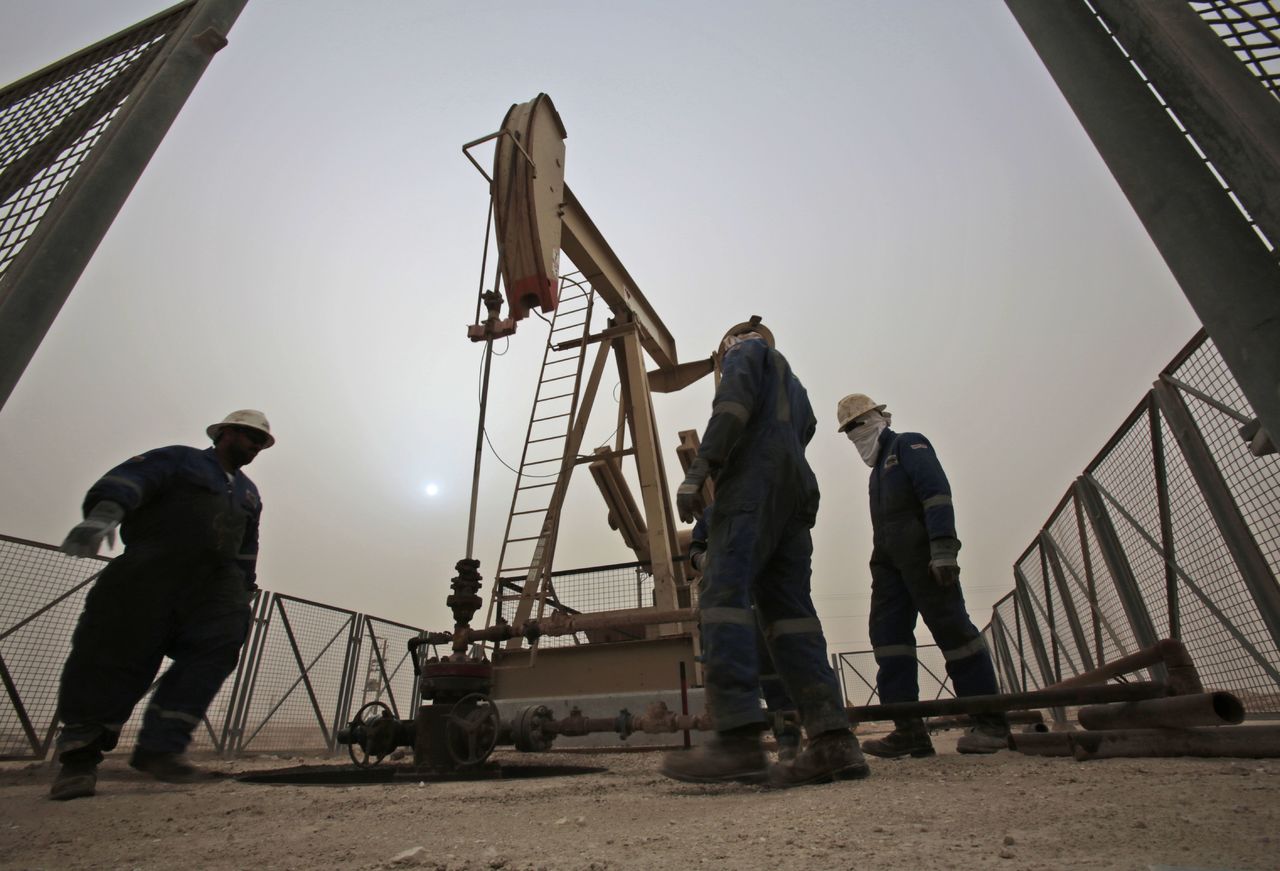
top-left (846, 414), bottom-right (888, 467)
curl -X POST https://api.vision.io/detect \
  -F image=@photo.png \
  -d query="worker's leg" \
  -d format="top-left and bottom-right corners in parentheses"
top-left (868, 553), bottom-right (921, 705)
top-left (140, 604), bottom-right (251, 754)
top-left (55, 572), bottom-right (169, 767)
top-left (753, 519), bottom-right (848, 737)
top-left (696, 504), bottom-right (775, 732)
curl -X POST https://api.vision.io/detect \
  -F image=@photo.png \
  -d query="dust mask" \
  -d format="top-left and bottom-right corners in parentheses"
top-left (846, 412), bottom-right (889, 467)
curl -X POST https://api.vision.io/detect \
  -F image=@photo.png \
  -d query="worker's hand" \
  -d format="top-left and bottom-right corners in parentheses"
top-left (60, 501), bottom-right (125, 558)
top-left (929, 562), bottom-right (961, 586)
top-left (676, 458), bottom-right (712, 524)
top-left (928, 537), bottom-right (961, 587)
top-left (689, 549), bottom-right (707, 573)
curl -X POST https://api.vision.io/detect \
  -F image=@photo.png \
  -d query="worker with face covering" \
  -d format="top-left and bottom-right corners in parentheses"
top-left (836, 394), bottom-right (1009, 756)
top-left (661, 321), bottom-right (867, 787)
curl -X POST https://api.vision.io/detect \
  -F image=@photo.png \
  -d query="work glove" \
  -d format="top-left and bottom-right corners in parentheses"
top-left (675, 457), bottom-right (712, 524)
top-left (689, 547), bottom-right (707, 573)
top-left (60, 501), bottom-right (125, 557)
top-left (928, 537), bottom-right (961, 587)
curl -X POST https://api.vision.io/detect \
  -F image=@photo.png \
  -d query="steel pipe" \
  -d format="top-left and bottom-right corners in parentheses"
top-left (849, 682), bottom-right (1166, 723)
top-left (1078, 692), bottom-right (1244, 731)
top-left (1072, 726), bottom-right (1280, 760)
top-left (1047, 639), bottom-right (1203, 695)
top-left (1008, 732), bottom-right (1074, 757)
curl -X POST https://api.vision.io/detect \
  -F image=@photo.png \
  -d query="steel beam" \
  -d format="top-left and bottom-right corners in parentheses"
top-left (0, 0), bottom-right (250, 412)
top-left (1004, 0), bottom-right (1280, 469)
top-left (1043, 530), bottom-right (1095, 672)
top-left (1074, 476), bottom-right (1163, 681)
top-left (560, 186), bottom-right (678, 370)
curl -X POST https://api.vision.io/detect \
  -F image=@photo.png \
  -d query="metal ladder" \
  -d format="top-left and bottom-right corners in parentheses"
top-left (485, 279), bottom-right (595, 650)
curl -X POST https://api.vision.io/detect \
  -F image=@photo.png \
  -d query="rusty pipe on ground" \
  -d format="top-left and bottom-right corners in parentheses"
top-left (1047, 639), bottom-right (1203, 695)
top-left (1077, 692), bottom-right (1245, 731)
top-left (1008, 731), bottom-right (1075, 757)
top-left (1072, 725), bottom-right (1280, 760)
top-left (849, 682), bottom-right (1167, 723)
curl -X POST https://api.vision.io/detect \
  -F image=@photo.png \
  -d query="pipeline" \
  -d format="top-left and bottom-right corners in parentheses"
top-left (1073, 725), bottom-right (1280, 760)
top-left (1077, 692), bottom-right (1244, 731)
top-left (848, 682), bottom-right (1167, 723)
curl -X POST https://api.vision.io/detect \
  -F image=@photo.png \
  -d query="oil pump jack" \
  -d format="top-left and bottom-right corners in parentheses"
top-left (338, 94), bottom-right (726, 771)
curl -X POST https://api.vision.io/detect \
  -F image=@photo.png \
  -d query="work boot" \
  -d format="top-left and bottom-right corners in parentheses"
top-left (862, 718), bottom-right (935, 759)
top-left (659, 730), bottom-right (768, 784)
top-left (956, 721), bottom-right (1010, 755)
top-left (128, 748), bottom-right (204, 784)
top-left (49, 764), bottom-right (97, 801)
top-left (770, 729), bottom-right (870, 788)
top-left (774, 721), bottom-right (801, 763)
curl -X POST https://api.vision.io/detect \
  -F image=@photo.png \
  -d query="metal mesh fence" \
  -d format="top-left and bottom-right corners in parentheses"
top-left (986, 332), bottom-right (1280, 713)
top-left (0, 4), bottom-right (192, 281)
top-left (834, 645), bottom-right (954, 708)
top-left (1192, 0), bottom-right (1280, 97)
top-left (0, 536), bottom-right (104, 758)
top-left (233, 595), bottom-right (357, 754)
top-left (1087, 407), bottom-right (1175, 641)
top-left (497, 561), bottom-right (657, 649)
top-left (357, 616), bottom-right (423, 720)
top-left (0, 535), bottom-right (428, 760)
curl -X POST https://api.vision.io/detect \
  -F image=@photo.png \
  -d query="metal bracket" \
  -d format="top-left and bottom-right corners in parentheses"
top-left (461, 128), bottom-right (536, 184)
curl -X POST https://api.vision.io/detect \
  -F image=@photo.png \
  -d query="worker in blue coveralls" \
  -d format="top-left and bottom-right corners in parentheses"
top-left (835, 393), bottom-right (1009, 756)
top-left (687, 507), bottom-right (802, 762)
top-left (48, 410), bottom-right (274, 801)
top-left (661, 318), bottom-right (867, 787)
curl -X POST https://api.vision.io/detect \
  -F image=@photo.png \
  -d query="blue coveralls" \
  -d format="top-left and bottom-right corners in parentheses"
top-left (56, 446), bottom-right (260, 765)
top-left (690, 509), bottom-right (795, 717)
top-left (695, 338), bottom-right (848, 736)
top-left (867, 428), bottom-right (1000, 712)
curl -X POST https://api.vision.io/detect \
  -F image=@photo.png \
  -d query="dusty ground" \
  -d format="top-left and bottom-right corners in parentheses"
top-left (1, 731), bottom-right (1277, 871)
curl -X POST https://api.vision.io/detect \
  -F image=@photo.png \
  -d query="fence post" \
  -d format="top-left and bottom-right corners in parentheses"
top-left (1012, 567), bottom-right (1057, 691)
top-left (1075, 475), bottom-right (1163, 684)
top-left (332, 614), bottom-right (364, 751)
top-left (1148, 392), bottom-right (1181, 640)
top-left (990, 606), bottom-right (1023, 693)
top-left (225, 589), bottom-right (273, 756)
top-left (1042, 531), bottom-right (1095, 673)
top-left (1152, 377), bottom-right (1280, 658)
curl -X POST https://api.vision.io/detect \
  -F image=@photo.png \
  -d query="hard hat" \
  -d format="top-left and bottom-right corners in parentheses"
top-left (719, 316), bottom-right (775, 351)
top-left (835, 394), bottom-right (885, 433)
top-left (207, 409), bottom-right (275, 448)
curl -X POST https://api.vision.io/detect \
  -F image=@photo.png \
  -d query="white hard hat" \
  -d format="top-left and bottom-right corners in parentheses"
top-left (835, 394), bottom-right (885, 433)
top-left (207, 409), bottom-right (275, 448)
top-left (719, 316), bottom-right (775, 352)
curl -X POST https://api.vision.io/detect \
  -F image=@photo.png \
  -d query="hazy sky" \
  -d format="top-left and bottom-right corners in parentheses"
top-left (0, 0), bottom-right (1200, 653)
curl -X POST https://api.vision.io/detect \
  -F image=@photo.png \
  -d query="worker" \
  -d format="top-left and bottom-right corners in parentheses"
top-left (688, 507), bottom-right (801, 762)
top-left (661, 321), bottom-right (867, 787)
top-left (49, 410), bottom-right (275, 800)
top-left (835, 393), bottom-right (1009, 756)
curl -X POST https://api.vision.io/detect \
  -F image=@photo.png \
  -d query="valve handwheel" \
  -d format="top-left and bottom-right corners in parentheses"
top-left (445, 693), bottom-right (500, 766)
top-left (346, 700), bottom-right (395, 768)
